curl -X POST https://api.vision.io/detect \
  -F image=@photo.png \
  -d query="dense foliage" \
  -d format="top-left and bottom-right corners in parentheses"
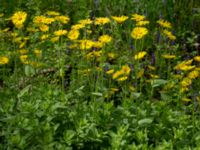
top-left (0, 0), bottom-right (200, 149)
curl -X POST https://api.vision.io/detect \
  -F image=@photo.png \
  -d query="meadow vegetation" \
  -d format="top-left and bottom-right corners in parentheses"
top-left (0, 0), bottom-right (200, 149)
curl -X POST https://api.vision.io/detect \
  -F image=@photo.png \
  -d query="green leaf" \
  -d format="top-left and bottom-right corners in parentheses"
top-left (138, 118), bottom-right (153, 126)
top-left (17, 85), bottom-right (31, 99)
top-left (24, 65), bottom-right (35, 76)
top-left (91, 92), bottom-right (103, 97)
top-left (151, 79), bottom-right (167, 88)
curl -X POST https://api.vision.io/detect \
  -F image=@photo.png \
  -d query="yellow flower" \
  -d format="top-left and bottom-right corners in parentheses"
top-left (18, 49), bottom-right (28, 54)
top-left (79, 19), bottom-right (92, 25)
top-left (174, 59), bottom-right (194, 71)
top-left (54, 30), bottom-right (68, 36)
top-left (19, 41), bottom-right (27, 48)
top-left (40, 34), bottom-right (49, 40)
top-left (157, 19), bottom-right (172, 28)
top-left (187, 70), bottom-right (199, 79)
top-left (0, 56), bottom-right (9, 65)
top-left (162, 54), bottom-right (176, 59)
top-left (46, 11), bottom-right (60, 16)
top-left (39, 24), bottom-right (49, 32)
top-left (98, 35), bottom-right (112, 44)
top-left (117, 76), bottom-right (128, 81)
top-left (134, 51), bottom-right (147, 60)
top-left (121, 65), bottom-right (131, 75)
top-left (108, 53), bottom-right (116, 60)
top-left (93, 41), bottom-right (103, 49)
top-left (55, 15), bottom-right (70, 24)
top-left (194, 56), bottom-right (200, 62)
top-left (163, 29), bottom-right (176, 40)
top-left (71, 24), bottom-right (85, 30)
top-left (131, 27), bottom-right (148, 39)
top-left (111, 16), bottom-right (128, 24)
top-left (33, 16), bottom-right (54, 25)
top-left (112, 70), bottom-right (123, 79)
top-left (106, 69), bottom-right (115, 74)
top-left (68, 29), bottom-right (80, 40)
top-left (131, 14), bottom-right (146, 21)
top-left (180, 78), bottom-right (192, 87)
top-left (34, 49), bottom-right (42, 57)
top-left (136, 20), bottom-right (150, 26)
top-left (20, 55), bottom-right (29, 64)
top-left (79, 40), bottom-right (94, 50)
top-left (51, 36), bottom-right (60, 42)
top-left (94, 17), bottom-right (110, 25)
top-left (11, 11), bottom-right (27, 29)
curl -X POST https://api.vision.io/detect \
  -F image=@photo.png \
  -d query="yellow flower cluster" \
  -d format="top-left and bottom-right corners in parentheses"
top-left (94, 17), bottom-right (110, 25)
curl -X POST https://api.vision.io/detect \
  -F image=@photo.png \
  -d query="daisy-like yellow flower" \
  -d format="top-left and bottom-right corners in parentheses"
top-left (33, 16), bottom-right (54, 25)
top-left (111, 15), bottom-right (128, 24)
top-left (71, 24), bottom-right (85, 30)
top-left (93, 41), bottom-right (103, 49)
top-left (187, 70), bottom-right (199, 79)
top-left (40, 34), bottom-right (49, 40)
top-left (98, 35), bottom-right (112, 44)
top-left (194, 56), bottom-right (200, 62)
top-left (157, 19), bottom-right (172, 28)
top-left (54, 15), bottom-right (70, 24)
top-left (68, 29), bottom-right (80, 40)
top-left (79, 18), bottom-right (92, 25)
top-left (20, 55), bottom-right (29, 64)
top-left (94, 17), bottom-right (110, 25)
top-left (131, 27), bottom-right (148, 40)
top-left (0, 56), bottom-right (9, 65)
top-left (11, 11), bottom-right (27, 29)
top-left (131, 14), bottom-right (146, 21)
top-left (136, 20), bottom-right (150, 26)
top-left (162, 54), bottom-right (176, 59)
top-left (79, 40), bottom-right (94, 50)
top-left (54, 30), bottom-right (68, 36)
top-left (134, 51), bottom-right (147, 60)
top-left (121, 65), bottom-right (131, 75)
top-left (180, 77), bottom-right (192, 87)
top-left (39, 24), bottom-right (49, 32)
top-left (163, 29), bottom-right (176, 40)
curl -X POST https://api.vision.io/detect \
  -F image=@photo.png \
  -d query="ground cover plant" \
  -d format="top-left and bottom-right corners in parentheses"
top-left (0, 0), bottom-right (200, 149)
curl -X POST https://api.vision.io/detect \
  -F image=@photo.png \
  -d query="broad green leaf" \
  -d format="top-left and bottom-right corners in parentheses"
top-left (17, 85), bottom-right (31, 99)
